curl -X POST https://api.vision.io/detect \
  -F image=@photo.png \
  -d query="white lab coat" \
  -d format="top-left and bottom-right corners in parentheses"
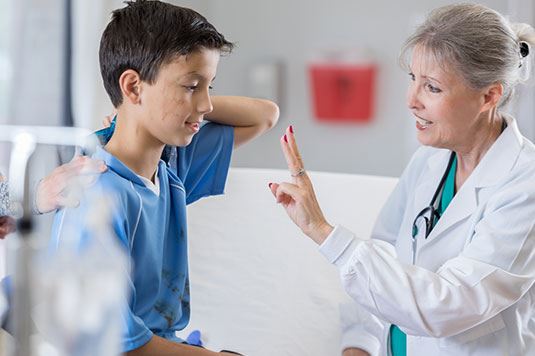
top-left (320, 115), bottom-right (535, 356)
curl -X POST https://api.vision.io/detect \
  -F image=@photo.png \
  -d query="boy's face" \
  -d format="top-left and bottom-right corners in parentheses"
top-left (139, 48), bottom-right (220, 147)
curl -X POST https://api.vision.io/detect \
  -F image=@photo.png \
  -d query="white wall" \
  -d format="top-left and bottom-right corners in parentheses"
top-left (508, 0), bottom-right (535, 141)
top-left (200, 0), bottom-right (510, 177)
top-left (8, 0), bottom-right (67, 127)
top-left (31, 0), bottom-right (527, 178)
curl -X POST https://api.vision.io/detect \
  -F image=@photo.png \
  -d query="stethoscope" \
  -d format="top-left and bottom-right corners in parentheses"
top-left (411, 151), bottom-right (456, 239)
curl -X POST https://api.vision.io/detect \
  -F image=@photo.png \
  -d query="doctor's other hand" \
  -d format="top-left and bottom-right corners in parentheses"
top-left (268, 125), bottom-right (334, 245)
top-left (0, 216), bottom-right (15, 239)
top-left (343, 348), bottom-right (370, 356)
top-left (35, 155), bottom-right (107, 214)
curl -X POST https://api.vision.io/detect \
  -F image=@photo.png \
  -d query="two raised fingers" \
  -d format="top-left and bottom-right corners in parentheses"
top-left (280, 125), bottom-right (307, 183)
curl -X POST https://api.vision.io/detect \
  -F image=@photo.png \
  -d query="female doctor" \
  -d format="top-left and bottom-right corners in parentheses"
top-left (269, 4), bottom-right (535, 356)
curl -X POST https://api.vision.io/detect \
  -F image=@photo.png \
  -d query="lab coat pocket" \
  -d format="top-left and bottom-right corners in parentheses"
top-left (438, 312), bottom-right (505, 347)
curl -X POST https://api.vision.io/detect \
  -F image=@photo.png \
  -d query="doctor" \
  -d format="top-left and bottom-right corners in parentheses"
top-left (269, 4), bottom-right (535, 356)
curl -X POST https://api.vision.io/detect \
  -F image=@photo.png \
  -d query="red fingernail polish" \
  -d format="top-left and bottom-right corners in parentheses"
top-left (269, 182), bottom-right (273, 188)
top-left (284, 134), bottom-right (288, 143)
top-left (289, 125), bottom-right (294, 134)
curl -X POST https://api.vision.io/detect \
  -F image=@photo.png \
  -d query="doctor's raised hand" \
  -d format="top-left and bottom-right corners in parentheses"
top-left (268, 126), bottom-right (333, 245)
top-left (269, 4), bottom-right (535, 356)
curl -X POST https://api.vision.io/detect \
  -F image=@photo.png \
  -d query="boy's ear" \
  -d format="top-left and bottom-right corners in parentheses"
top-left (118, 69), bottom-right (142, 105)
top-left (481, 82), bottom-right (503, 111)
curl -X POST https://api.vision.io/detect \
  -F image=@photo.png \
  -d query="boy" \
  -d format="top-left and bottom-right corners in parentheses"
top-left (50, 1), bottom-right (279, 355)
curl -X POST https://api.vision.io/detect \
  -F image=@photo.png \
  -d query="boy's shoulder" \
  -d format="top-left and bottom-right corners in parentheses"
top-left (94, 154), bottom-right (182, 202)
top-left (89, 147), bottom-right (148, 208)
top-left (163, 161), bottom-right (182, 186)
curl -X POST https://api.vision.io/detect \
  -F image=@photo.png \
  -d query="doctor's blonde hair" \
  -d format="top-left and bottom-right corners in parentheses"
top-left (400, 3), bottom-right (535, 109)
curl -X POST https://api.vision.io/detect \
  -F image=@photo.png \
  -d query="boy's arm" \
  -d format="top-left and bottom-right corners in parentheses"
top-left (208, 96), bottom-right (279, 148)
top-left (127, 335), bottom-right (236, 356)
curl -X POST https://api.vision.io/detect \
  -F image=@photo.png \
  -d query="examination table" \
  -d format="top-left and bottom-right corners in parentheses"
top-left (179, 168), bottom-right (397, 356)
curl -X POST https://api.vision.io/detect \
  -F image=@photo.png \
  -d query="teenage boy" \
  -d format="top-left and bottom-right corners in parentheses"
top-left (51, 1), bottom-right (279, 355)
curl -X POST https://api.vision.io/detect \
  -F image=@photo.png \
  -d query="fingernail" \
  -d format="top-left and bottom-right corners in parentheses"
top-left (289, 125), bottom-right (294, 134)
top-left (268, 182), bottom-right (273, 188)
top-left (284, 134), bottom-right (288, 143)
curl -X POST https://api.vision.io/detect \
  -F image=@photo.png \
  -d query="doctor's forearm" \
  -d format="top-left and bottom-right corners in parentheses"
top-left (323, 226), bottom-right (534, 338)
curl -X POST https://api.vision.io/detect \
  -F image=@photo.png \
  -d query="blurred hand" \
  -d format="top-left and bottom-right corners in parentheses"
top-left (268, 125), bottom-right (333, 245)
top-left (35, 155), bottom-right (107, 214)
top-left (343, 348), bottom-right (370, 356)
top-left (0, 216), bottom-right (15, 239)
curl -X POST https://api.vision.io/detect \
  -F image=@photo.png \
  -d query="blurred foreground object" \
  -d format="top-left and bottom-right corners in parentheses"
top-left (0, 125), bottom-right (126, 356)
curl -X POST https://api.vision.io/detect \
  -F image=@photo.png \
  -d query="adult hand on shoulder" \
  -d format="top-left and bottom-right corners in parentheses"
top-left (35, 111), bottom-right (116, 214)
top-left (268, 125), bottom-right (334, 245)
top-left (35, 155), bottom-right (107, 214)
top-left (0, 216), bottom-right (15, 239)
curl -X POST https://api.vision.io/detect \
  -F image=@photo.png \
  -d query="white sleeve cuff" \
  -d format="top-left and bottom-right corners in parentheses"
top-left (318, 225), bottom-right (362, 268)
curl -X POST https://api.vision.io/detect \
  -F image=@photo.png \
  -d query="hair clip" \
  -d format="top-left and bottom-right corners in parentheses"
top-left (520, 41), bottom-right (530, 58)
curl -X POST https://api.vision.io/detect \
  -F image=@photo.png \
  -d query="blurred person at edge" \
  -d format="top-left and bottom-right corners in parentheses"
top-left (0, 174), bottom-right (15, 239)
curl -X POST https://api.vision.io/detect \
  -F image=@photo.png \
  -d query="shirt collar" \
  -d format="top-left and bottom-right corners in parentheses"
top-left (93, 116), bottom-right (173, 165)
top-left (93, 146), bottom-right (146, 187)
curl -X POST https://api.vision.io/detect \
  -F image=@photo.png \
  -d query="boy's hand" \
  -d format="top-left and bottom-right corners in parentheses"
top-left (343, 348), bottom-right (370, 356)
top-left (35, 156), bottom-right (107, 214)
top-left (102, 112), bottom-right (116, 128)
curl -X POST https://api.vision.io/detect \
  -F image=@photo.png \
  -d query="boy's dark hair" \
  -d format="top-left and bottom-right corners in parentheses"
top-left (100, 0), bottom-right (234, 107)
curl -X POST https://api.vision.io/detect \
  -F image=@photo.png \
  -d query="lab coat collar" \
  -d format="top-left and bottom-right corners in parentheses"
top-left (417, 115), bottom-right (524, 246)
top-left (470, 114), bottom-right (523, 188)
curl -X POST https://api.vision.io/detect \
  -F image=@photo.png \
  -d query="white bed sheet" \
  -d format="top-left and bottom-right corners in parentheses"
top-left (179, 168), bottom-right (397, 356)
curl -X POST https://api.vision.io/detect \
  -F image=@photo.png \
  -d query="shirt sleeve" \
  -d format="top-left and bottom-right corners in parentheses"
top-left (121, 290), bottom-right (154, 352)
top-left (175, 122), bottom-right (234, 205)
top-left (323, 148), bottom-right (426, 353)
top-left (49, 184), bottom-right (153, 352)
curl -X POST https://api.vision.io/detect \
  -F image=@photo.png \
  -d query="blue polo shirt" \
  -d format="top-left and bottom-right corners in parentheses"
top-left (50, 122), bottom-right (234, 352)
